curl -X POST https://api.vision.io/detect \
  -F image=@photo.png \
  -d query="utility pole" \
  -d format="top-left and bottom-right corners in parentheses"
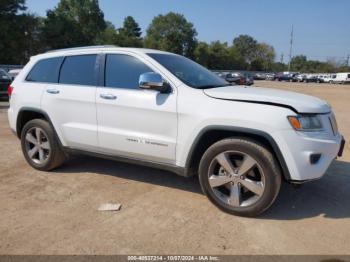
top-left (288, 25), bottom-right (294, 71)
top-left (346, 54), bottom-right (349, 67)
top-left (280, 53), bottom-right (284, 64)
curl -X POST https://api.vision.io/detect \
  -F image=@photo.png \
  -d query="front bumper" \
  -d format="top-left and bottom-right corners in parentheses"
top-left (274, 129), bottom-right (344, 181)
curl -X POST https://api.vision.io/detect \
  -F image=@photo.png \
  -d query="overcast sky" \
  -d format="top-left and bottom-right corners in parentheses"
top-left (26, 0), bottom-right (350, 63)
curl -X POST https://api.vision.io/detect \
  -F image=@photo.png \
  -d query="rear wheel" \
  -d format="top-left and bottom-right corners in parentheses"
top-left (199, 138), bottom-right (281, 217)
top-left (21, 119), bottom-right (66, 171)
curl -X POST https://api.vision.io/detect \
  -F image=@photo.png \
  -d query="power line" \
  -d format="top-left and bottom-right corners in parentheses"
top-left (288, 25), bottom-right (293, 71)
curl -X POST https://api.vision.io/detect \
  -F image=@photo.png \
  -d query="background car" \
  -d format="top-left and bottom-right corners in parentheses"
top-left (253, 73), bottom-right (266, 80)
top-left (275, 72), bottom-right (297, 82)
top-left (315, 75), bottom-right (325, 83)
top-left (8, 69), bottom-right (22, 80)
top-left (243, 73), bottom-right (254, 85)
top-left (219, 72), bottom-right (244, 85)
top-left (0, 69), bottom-right (12, 99)
top-left (304, 74), bottom-right (318, 83)
top-left (265, 73), bottom-right (276, 80)
top-left (293, 74), bottom-right (306, 82)
top-left (331, 72), bottom-right (350, 84)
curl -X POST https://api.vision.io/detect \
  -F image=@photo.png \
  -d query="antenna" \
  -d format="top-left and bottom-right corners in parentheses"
top-left (288, 25), bottom-right (294, 71)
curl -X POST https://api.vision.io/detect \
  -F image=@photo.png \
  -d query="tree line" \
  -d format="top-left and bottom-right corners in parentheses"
top-left (1, 0), bottom-right (349, 73)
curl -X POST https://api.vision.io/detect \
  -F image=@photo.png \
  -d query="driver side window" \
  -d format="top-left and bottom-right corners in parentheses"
top-left (105, 54), bottom-right (154, 89)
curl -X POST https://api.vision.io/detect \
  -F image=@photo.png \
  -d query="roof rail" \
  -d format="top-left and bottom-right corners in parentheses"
top-left (45, 45), bottom-right (118, 53)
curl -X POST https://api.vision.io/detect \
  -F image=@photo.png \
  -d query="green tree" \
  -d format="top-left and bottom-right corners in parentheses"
top-left (42, 0), bottom-right (106, 49)
top-left (144, 12), bottom-right (197, 58)
top-left (206, 41), bottom-right (231, 70)
top-left (290, 55), bottom-right (307, 72)
top-left (250, 43), bottom-right (276, 71)
top-left (271, 62), bottom-right (287, 72)
top-left (95, 21), bottom-right (119, 45)
top-left (194, 42), bottom-right (210, 67)
top-left (0, 0), bottom-right (37, 64)
top-left (0, 0), bottom-right (26, 16)
top-left (232, 34), bottom-right (258, 64)
top-left (194, 41), bottom-right (245, 70)
top-left (117, 16), bottom-right (143, 47)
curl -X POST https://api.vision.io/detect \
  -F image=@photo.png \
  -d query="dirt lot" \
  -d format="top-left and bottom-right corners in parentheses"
top-left (0, 81), bottom-right (349, 255)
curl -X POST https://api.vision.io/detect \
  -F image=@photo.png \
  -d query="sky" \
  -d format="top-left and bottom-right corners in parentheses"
top-left (26, 0), bottom-right (350, 63)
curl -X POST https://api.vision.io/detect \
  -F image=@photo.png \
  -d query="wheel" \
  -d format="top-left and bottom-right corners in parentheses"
top-left (198, 138), bottom-right (281, 217)
top-left (21, 119), bottom-right (66, 171)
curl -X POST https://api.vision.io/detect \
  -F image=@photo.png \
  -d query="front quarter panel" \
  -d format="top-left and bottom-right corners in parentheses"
top-left (176, 84), bottom-right (294, 166)
top-left (176, 85), bottom-right (342, 181)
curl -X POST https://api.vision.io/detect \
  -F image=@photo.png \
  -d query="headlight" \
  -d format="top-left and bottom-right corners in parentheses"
top-left (287, 115), bottom-right (324, 131)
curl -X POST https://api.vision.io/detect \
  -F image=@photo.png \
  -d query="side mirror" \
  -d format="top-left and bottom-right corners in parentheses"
top-left (139, 72), bottom-right (170, 93)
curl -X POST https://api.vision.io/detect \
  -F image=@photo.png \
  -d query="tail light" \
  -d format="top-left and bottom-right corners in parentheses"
top-left (8, 85), bottom-right (14, 97)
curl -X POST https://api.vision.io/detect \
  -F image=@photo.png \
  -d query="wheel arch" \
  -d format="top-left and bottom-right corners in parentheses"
top-left (184, 126), bottom-right (291, 181)
top-left (16, 107), bottom-right (62, 146)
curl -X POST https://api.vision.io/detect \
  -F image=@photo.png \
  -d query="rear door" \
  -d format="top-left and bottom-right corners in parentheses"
top-left (41, 53), bottom-right (99, 149)
top-left (96, 52), bottom-right (177, 164)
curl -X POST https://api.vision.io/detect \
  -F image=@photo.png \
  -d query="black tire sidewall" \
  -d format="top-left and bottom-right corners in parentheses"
top-left (199, 139), bottom-right (281, 217)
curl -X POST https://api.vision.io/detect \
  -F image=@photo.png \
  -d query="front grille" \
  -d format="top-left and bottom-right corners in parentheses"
top-left (329, 112), bottom-right (338, 136)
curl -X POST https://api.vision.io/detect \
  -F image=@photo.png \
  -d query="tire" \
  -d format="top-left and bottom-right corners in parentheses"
top-left (21, 119), bottom-right (66, 171)
top-left (198, 138), bottom-right (281, 217)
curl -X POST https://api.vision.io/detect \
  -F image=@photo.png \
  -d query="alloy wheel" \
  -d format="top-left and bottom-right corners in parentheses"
top-left (208, 151), bottom-right (265, 207)
top-left (24, 127), bottom-right (51, 165)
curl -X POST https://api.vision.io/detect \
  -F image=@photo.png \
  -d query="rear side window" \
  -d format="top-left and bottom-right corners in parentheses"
top-left (105, 54), bottom-right (153, 89)
top-left (59, 55), bottom-right (97, 86)
top-left (26, 57), bottom-right (63, 83)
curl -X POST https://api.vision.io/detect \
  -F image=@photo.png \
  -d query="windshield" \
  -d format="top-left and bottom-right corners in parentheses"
top-left (147, 53), bottom-right (229, 89)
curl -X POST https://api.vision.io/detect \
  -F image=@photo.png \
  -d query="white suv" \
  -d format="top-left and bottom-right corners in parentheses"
top-left (7, 46), bottom-right (345, 217)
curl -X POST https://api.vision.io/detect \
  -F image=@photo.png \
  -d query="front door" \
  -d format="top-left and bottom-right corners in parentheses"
top-left (96, 53), bottom-right (177, 164)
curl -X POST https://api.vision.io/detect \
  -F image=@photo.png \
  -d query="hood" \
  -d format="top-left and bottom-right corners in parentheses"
top-left (203, 85), bottom-right (330, 114)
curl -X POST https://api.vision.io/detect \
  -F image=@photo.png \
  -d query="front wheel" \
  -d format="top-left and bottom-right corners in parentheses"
top-left (198, 138), bottom-right (281, 217)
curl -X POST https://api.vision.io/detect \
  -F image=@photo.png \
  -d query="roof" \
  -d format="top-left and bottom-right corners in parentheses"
top-left (34, 45), bottom-right (173, 60)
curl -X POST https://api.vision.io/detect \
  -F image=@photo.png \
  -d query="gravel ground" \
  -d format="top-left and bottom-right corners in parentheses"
top-left (0, 81), bottom-right (349, 255)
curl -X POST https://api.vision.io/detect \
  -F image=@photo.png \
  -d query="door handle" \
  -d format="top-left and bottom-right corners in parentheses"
top-left (46, 89), bottom-right (60, 94)
top-left (100, 93), bottom-right (117, 100)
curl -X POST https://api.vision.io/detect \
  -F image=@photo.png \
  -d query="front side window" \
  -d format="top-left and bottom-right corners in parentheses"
top-left (147, 53), bottom-right (228, 89)
top-left (26, 57), bottom-right (63, 83)
top-left (105, 54), bottom-right (154, 89)
top-left (59, 55), bottom-right (97, 86)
